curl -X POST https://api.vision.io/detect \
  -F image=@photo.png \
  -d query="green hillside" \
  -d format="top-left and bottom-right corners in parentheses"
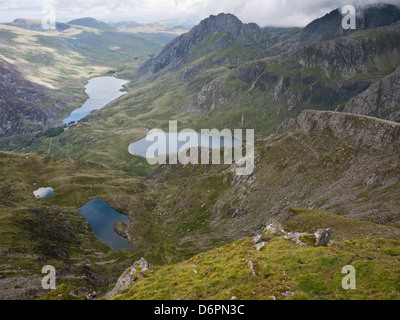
top-left (114, 209), bottom-right (400, 300)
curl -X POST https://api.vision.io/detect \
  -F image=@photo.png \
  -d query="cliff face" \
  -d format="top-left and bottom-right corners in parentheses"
top-left (342, 67), bottom-right (400, 122)
top-left (287, 21), bottom-right (400, 71)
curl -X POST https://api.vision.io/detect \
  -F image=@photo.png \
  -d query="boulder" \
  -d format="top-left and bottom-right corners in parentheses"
top-left (255, 242), bottom-right (267, 251)
top-left (253, 235), bottom-right (264, 244)
top-left (105, 258), bottom-right (151, 300)
top-left (263, 223), bottom-right (288, 235)
top-left (314, 228), bottom-right (333, 246)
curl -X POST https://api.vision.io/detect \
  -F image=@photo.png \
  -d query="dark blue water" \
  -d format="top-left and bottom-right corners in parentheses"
top-left (80, 199), bottom-right (134, 250)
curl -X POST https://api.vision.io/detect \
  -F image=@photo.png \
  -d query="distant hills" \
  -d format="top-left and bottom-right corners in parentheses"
top-left (68, 17), bottom-right (117, 31)
top-left (5, 18), bottom-right (71, 32)
top-left (110, 21), bottom-right (187, 35)
top-left (3, 17), bottom-right (187, 35)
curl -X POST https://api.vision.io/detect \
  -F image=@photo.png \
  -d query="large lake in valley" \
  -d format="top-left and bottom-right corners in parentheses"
top-left (80, 199), bottom-right (134, 250)
top-left (63, 76), bottom-right (129, 124)
top-left (128, 132), bottom-right (243, 158)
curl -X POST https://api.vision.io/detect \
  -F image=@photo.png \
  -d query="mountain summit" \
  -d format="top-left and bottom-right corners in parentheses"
top-left (136, 13), bottom-right (276, 76)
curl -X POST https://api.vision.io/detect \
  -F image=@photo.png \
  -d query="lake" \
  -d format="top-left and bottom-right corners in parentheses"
top-left (128, 132), bottom-right (243, 158)
top-left (80, 199), bottom-right (134, 250)
top-left (63, 76), bottom-right (129, 124)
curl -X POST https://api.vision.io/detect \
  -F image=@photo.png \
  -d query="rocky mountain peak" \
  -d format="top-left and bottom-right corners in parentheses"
top-left (195, 13), bottom-right (243, 38)
top-left (299, 3), bottom-right (400, 44)
top-left (135, 13), bottom-right (271, 77)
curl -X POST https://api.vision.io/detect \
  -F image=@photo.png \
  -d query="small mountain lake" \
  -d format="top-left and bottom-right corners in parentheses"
top-left (129, 132), bottom-right (243, 158)
top-left (63, 76), bottom-right (129, 124)
top-left (80, 199), bottom-right (134, 250)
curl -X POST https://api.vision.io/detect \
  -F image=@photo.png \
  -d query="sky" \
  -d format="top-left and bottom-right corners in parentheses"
top-left (0, 0), bottom-right (399, 27)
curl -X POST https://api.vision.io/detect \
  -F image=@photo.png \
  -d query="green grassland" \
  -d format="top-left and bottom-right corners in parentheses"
top-left (112, 208), bottom-right (400, 300)
top-left (0, 151), bottom-right (160, 297)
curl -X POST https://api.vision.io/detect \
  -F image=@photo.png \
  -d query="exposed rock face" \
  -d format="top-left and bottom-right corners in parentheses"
top-left (195, 79), bottom-right (231, 113)
top-left (342, 68), bottom-right (400, 122)
top-left (106, 258), bottom-right (150, 300)
top-left (315, 229), bottom-right (333, 247)
top-left (136, 13), bottom-right (276, 76)
top-left (253, 235), bottom-right (264, 244)
top-left (293, 110), bottom-right (400, 152)
top-left (253, 234), bottom-right (267, 250)
top-left (288, 22), bottom-right (400, 71)
top-left (298, 4), bottom-right (400, 45)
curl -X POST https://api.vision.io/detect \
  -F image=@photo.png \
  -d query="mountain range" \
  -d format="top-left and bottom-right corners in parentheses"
top-left (0, 3), bottom-right (400, 300)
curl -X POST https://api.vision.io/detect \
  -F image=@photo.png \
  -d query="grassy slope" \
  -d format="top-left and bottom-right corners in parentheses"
top-left (113, 209), bottom-right (400, 300)
top-left (0, 151), bottom-right (162, 298)
top-left (0, 150), bottom-right (224, 298)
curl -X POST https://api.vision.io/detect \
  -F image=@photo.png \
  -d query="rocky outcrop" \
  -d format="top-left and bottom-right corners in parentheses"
top-left (106, 258), bottom-right (151, 300)
top-left (261, 223), bottom-right (333, 247)
top-left (342, 68), bottom-right (400, 122)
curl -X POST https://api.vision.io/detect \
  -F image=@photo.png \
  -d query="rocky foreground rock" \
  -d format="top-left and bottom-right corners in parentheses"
top-left (106, 258), bottom-right (151, 300)
top-left (253, 223), bottom-right (334, 249)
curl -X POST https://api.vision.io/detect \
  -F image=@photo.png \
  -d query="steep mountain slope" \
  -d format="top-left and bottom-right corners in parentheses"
top-left (297, 4), bottom-right (400, 45)
top-left (342, 66), bottom-right (400, 121)
top-left (135, 13), bottom-right (279, 77)
top-left (0, 58), bottom-right (55, 137)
